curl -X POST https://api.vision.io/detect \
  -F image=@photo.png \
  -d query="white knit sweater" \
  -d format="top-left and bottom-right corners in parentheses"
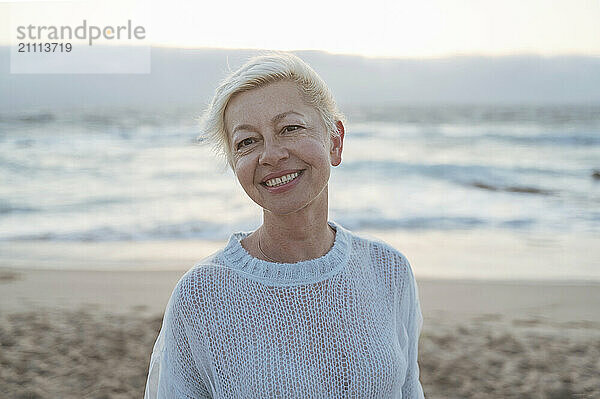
top-left (145, 221), bottom-right (424, 398)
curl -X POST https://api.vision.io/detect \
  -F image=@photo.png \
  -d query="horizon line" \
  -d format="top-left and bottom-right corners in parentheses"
top-left (0, 43), bottom-right (598, 61)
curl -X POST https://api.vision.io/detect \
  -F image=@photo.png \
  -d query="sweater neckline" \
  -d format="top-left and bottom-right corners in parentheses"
top-left (221, 221), bottom-right (351, 286)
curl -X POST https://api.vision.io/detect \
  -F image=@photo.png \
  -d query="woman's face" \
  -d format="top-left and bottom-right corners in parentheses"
top-left (224, 80), bottom-right (343, 216)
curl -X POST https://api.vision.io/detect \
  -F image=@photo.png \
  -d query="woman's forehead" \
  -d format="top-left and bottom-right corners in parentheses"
top-left (224, 81), bottom-right (316, 127)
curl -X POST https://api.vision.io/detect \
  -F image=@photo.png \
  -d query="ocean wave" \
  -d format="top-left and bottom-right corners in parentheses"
top-left (1, 112), bottom-right (56, 124)
top-left (341, 159), bottom-right (567, 186)
top-left (0, 220), bottom-right (239, 242)
top-left (339, 216), bottom-right (487, 231)
top-left (0, 216), bottom-right (529, 242)
top-left (4, 212), bottom-right (588, 242)
top-left (479, 132), bottom-right (600, 146)
top-left (0, 200), bottom-right (38, 215)
top-left (1, 216), bottom-right (482, 242)
top-left (468, 181), bottom-right (556, 196)
top-left (345, 104), bottom-right (600, 126)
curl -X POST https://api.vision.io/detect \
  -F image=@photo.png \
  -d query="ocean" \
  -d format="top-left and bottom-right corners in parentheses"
top-left (1, 104), bottom-right (599, 278)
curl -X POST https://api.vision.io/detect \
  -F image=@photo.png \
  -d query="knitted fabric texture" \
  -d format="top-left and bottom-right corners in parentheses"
top-left (145, 221), bottom-right (424, 398)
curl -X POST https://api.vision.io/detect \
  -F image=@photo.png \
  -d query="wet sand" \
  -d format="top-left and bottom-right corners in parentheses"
top-left (1, 266), bottom-right (599, 398)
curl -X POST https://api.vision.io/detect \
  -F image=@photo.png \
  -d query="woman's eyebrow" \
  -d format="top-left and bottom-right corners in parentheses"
top-left (232, 111), bottom-right (305, 134)
top-left (271, 110), bottom-right (305, 124)
top-left (232, 124), bottom-right (255, 134)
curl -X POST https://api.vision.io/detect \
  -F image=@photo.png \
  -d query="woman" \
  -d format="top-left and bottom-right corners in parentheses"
top-left (145, 52), bottom-right (424, 398)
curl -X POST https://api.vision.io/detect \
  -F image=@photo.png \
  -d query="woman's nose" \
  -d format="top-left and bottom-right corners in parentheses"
top-left (258, 139), bottom-right (289, 166)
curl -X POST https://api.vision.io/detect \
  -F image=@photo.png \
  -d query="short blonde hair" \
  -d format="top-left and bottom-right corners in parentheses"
top-left (197, 51), bottom-right (346, 169)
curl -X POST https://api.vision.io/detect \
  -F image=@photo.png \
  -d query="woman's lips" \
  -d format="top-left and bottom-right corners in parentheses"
top-left (261, 170), bottom-right (304, 193)
top-left (260, 169), bottom-right (304, 184)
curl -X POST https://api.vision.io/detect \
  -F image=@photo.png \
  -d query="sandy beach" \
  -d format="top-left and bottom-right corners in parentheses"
top-left (1, 264), bottom-right (599, 399)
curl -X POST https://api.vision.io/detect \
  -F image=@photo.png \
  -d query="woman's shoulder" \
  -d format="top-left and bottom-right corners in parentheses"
top-left (342, 226), bottom-right (415, 283)
top-left (344, 230), bottom-right (420, 315)
top-left (168, 250), bottom-right (233, 302)
top-left (344, 227), bottom-right (411, 264)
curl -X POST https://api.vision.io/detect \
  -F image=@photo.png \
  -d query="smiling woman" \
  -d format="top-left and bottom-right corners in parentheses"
top-left (144, 52), bottom-right (425, 398)
top-left (224, 80), bottom-right (341, 229)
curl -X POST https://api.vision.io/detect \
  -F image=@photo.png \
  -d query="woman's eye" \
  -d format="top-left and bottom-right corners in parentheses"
top-left (283, 125), bottom-right (302, 133)
top-left (236, 137), bottom-right (255, 150)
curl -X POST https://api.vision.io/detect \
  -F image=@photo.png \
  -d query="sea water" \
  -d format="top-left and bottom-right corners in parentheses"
top-left (1, 104), bottom-right (598, 276)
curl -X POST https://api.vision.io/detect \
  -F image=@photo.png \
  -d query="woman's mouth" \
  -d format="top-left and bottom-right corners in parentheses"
top-left (261, 170), bottom-right (303, 188)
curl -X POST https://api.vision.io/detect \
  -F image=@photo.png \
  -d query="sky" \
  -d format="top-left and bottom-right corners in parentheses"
top-left (1, 0), bottom-right (599, 58)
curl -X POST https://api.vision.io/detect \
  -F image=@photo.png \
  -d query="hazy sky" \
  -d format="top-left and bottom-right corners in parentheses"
top-left (1, 0), bottom-right (599, 58)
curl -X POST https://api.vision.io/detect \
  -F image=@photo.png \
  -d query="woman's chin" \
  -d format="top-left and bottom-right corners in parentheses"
top-left (258, 188), bottom-right (329, 217)
top-left (260, 202), bottom-right (309, 217)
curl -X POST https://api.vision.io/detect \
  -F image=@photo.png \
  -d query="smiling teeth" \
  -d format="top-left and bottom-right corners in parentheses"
top-left (264, 172), bottom-right (300, 187)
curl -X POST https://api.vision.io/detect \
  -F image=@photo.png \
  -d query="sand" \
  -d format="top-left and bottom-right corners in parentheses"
top-left (1, 266), bottom-right (599, 399)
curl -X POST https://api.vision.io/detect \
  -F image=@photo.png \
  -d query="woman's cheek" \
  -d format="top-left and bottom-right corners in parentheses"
top-left (304, 139), bottom-right (330, 161)
top-left (234, 156), bottom-right (248, 179)
top-left (234, 154), bottom-right (258, 185)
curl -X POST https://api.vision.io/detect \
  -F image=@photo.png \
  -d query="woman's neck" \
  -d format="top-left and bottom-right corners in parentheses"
top-left (243, 191), bottom-right (335, 263)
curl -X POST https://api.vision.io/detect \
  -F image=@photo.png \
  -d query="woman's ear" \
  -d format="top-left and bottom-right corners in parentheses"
top-left (329, 120), bottom-right (345, 167)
